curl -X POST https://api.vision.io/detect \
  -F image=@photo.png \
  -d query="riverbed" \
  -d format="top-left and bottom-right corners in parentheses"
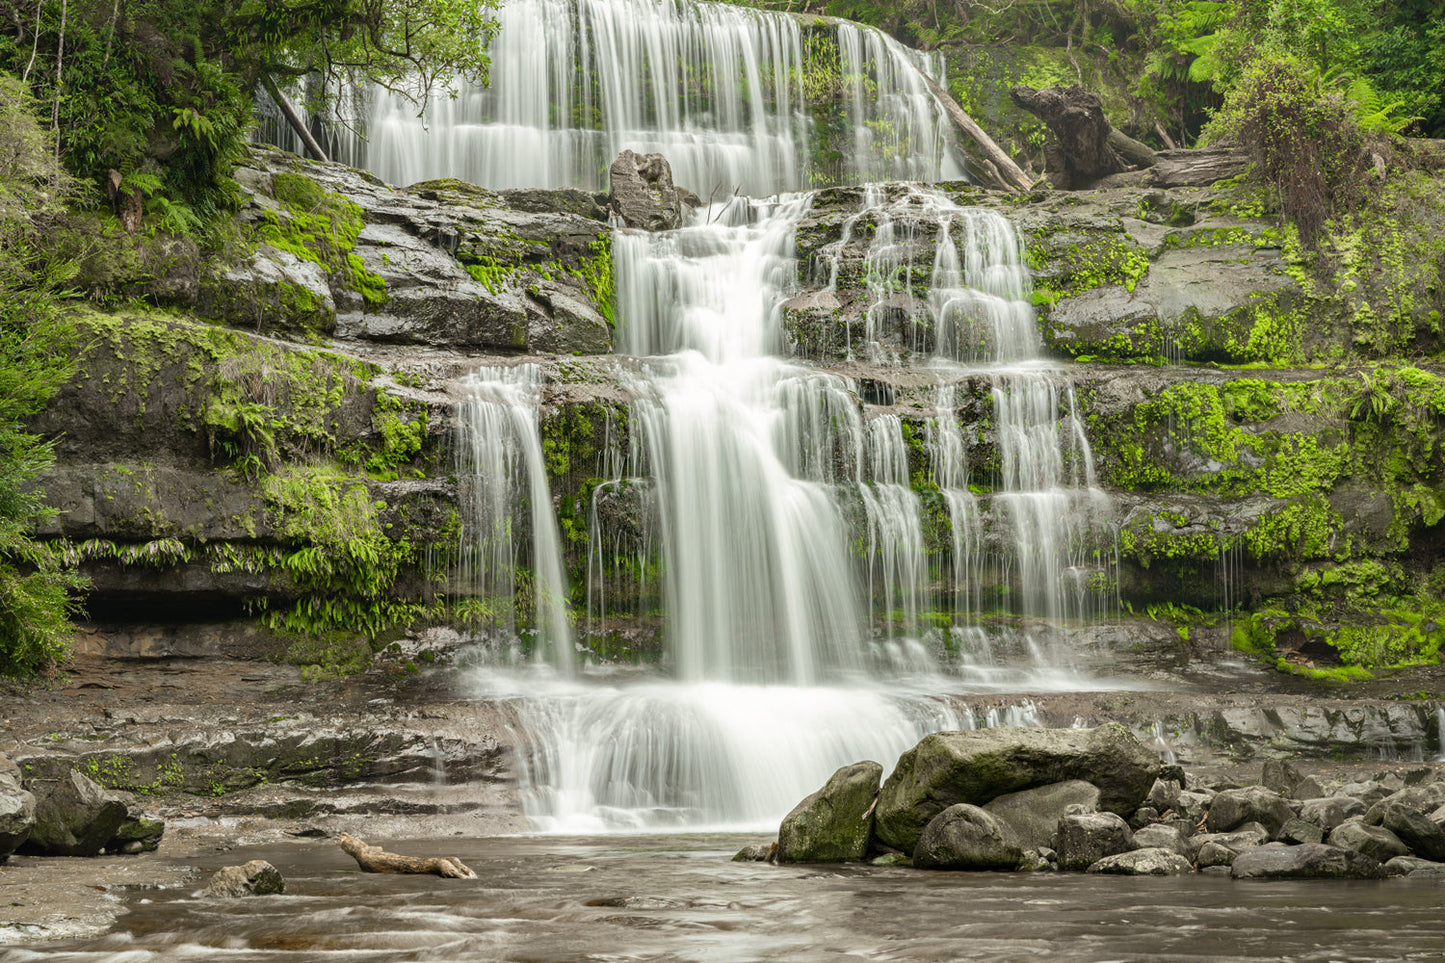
top-left (4, 834), bottom-right (1444, 962)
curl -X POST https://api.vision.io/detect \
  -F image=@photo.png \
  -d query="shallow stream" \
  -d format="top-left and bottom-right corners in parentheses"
top-left (6, 834), bottom-right (1445, 962)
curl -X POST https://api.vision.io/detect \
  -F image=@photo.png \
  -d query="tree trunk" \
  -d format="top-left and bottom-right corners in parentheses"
top-left (1009, 84), bottom-right (1159, 189)
top-left (914, 69), bottom-right (1033, 193)
top-left (1145, 146), bottom-right (1249, 188)
top-left (262, 73), bottom-right (331, 164)
top-left (337, 834), bottom-right (478, 879)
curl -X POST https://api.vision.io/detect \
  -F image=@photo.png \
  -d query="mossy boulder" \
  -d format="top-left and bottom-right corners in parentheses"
top-left (873, 724), bottom-right (1159, 854)
top-left (776, 760), bottom-right (882, 863)
top-left (21, 771), bottom-right (130, 857)
top-left (912, 803), bottom-right (1022, 871)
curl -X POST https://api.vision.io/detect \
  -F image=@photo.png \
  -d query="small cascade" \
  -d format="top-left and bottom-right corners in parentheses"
top-left (360, 0), bottom-right (962, 194)
top-left (858, 414), bottom-right (928, 638)
top-left (455, 366), bottom-right (573, 668)
top-left (1435, 706), bottom-right (1445, 761)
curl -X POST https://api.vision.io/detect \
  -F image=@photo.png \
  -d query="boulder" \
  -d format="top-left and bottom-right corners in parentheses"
top-left (1260, 759), bottom-right (1304, 797)
top-left (777, 761), bottom-right (882, 863)
top-left (21, 771), bottom-right (129, 857)
top-left (1187, 823), bottom-right (1270, 861)
top-left (874, 725), bottom-right (1158, 853)
top-left (1017, 849), bottom-right (1057, 872)
top-left (1088, 848), bottom-right (1193, 876)
top-left (1326, 819), bottom-right (1410, 863)
top-left (732, 843), bottom-right (773, 862)
top-left (1378, 801), bottom-right (1445, 861)
top-left (1299, 796), bottom-right (1365, 832)
top-left (1277, 818), bottom-right (1324, 846)
top-left (1408, 864), bottom-right (1445, 878)
top-left (1196, 840), bottom-right (1242, 869)
top-left (1230, 843), bottom-right (1387, 880)
top-left (0, 754), bottom-right (36, 862)
top-left (1364, 785), bottom-right (1445, 826)
top-left (1053, 812), bottom-right (1135, 871)
top-left (203, 859), bottom-right (286, 897)
top-left (1145, 777), bottom-right (1182, 813)
top-left (1383, 855), bottom-right (1444, 876)
top-left (608, 150), bottom-right (688, 231)
top-left (1205, 786), bottom-right (1294, 835)
top-left (1131, 823), bottom-right (1191, 857)
top-left (913, 804), bottom-right (1023, 871)
top-left (982, 780), bottom-right (1100, 852)
top-left (1174, 790), bottom-right (1212, 821)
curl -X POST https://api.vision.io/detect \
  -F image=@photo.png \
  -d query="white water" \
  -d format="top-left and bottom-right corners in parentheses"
top-left (1437, 706), bottom-right (1445, 762)
top-left (361, 0), bottom-right (962, 194)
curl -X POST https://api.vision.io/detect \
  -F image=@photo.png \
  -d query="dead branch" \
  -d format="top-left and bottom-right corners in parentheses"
top-left (337, 833), bottom-right (478, 879)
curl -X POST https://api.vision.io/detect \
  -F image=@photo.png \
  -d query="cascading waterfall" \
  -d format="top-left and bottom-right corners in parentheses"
top-left (360, 0), bottom-right (962, 194)
top-left (1436, 706), bottom-right (1445, 761)
top-left (455, 366), bottom-right (573, 668)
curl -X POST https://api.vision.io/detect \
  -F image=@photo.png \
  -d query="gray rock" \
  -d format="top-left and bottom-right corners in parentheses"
top-left (1378, 803), bottom-right (1445, 861)
top-left (731, 843), bottom-right (773, 862)
top-left (1196, 840), bottom-right (1241, 868)
top-left (1261, 759), bottom-right (1303, 797)
top-left (20, 771), bottom-right (129, 857)
top-left (1088, 848), bottom-right (1193, 876)
top-left (1364, 785), bottom-right (1445, 827)
top-left (982, 780), bottom-right (1101, 852)
top-left (1187, 823), bottom-right (1270, 860)
top-left (1145, 777), bottom-right (1182, 813)
top-left (203, 860), bottom-right (286, 897)
top-left (1407, 864), bottom-right (1445, 878)
top-left (1383, 855), bottom-right (1444, 876)
top-left (914, 804), bottom-right (1023, 871)
top-left (777, 761), bottom-right (881, 863)
top-left (1205, 786), bottom-right (1294, 835)
top-left (1327, 819), bottom-right (1410, 863)
top-left (1339, 781), bottom-right (1391, 806)
top-left (874, 725), bottom-right (1158, 853)
top-left (0, 754), bottom-right (36, 862)
top-left (1053, 812), bottom-right (1135, 872)
top-left (608, 150), bottom-right (686, 231)
top-left (1299, 796), bottom-right (1365, 832)
top-left (1277, 818), bottom-right (1324, 845)
top-left (1131, 823), bottom-right (1191, 857)
top-left (1175, 790), bottom-right (1212, 821)
top-left (1129, 806), bottom-right (1160, 829)
top-left (1230, 843), bottom-right (1387, 880)
top-left (1292, 776), bottom-right (1327, 800)
top-left (1016, 849), bottom-right (1057, 872)
top-left (870, 853), bottom-right (911, 867)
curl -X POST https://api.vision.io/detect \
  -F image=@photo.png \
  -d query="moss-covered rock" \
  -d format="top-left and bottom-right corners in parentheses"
top-left (777, 760), bottom-right (882, 862)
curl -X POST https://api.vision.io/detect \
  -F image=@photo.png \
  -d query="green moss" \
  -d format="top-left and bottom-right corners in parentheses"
top-left (1028, 229), bottom-right (1150, 306)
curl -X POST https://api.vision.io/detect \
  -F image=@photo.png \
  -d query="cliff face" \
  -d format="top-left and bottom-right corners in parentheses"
top-left (30, 146), bottom-right (1445, 678)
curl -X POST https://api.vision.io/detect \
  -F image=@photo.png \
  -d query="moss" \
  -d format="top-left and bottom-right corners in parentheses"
top-left (1027, 228), bottom-right (1150, 306)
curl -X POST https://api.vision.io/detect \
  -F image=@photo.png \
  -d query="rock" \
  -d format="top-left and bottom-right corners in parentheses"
top-left (1016, 849), bottom-right (1057, 872)
top-left (981, 780), bottom-right (1101, 852)
top-left (777, 761), bottom-right (882, 863)
top-left (1187, 823), bottom-right (1270, 861)
top-left (1053, 812), bottom-right (1135, 871)
top-left (1196, 840), bottom-right (1242, 868)
top-left (1299, 796), bottom-right (1365, 832)
top-left (1378, 801), bottom-right (1445, 861)
top-left (20, 772), bottom-right (130, 857)
top-left (0, 754), bottom-right (36, 862)
top-left (1326, 819), bottom-right (1410, 863)
top-left (1088, 848), bottom-right (1193, 876)
top-left (1407, 864), bottom-right (1445, 878)
top-left (1230, 843), bottom-right (1387, 880)
top-left (1261, 759), bottom-right (1303, 797)
top-left (874, 725), bottom-right (1158, 853)
top-left (1339, 781), bottom-right (1391, 806)
top-left (1129, 806), bottom-right (1160, 829)
top-left (731, 843), bottom-right (773, 862)
top-left (1145, 777), bottom-right (1182, 813)
top-left (203, 859), bottom-right (286, 897)
top-left (870, 853), bottom-right (911, 867)
top-left (608, 150), bottom-right (687, 231)
top-left (1175, 790), bottom-right (1212, 821)
top-left (1131, 823), bottom-right (1191, 857)
top-left (1384, 855), bottom-right (1444, 876)
top-left (1364, 785), bottom-right (1445, 826)
top-left (913, 804), bottom-right (1023, 871)
top-left (1292, 776), bottom-right (1327, 800)
top-left (1277, 818), bottom-right (1324, 845)
top-left (1205, 786), bottom-right (1294, 835)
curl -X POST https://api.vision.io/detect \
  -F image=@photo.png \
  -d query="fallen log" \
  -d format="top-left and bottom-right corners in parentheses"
top-left (1145, 146), bottom-right (1249, 188)
top-left (337, 833), bottom-right (478, 879)
top-left (1008, 84), bottom-right (1157, 189)
top-left (261, 73), bottom-right (331, 164)
top-left (914, 69), bottom-right (1033, 193)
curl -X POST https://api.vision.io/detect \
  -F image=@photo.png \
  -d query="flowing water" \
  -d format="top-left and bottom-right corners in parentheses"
top-left (9, 835), bottom-right (1445, 963)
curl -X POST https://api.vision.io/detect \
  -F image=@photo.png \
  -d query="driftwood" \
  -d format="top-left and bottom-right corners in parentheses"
top-left (914, 69), bottom-right (1033, 193)
top-left (261, 73), bottom-right (331, 164)
top-left (1009, 84), bottom-right (1158, 189)
top-left (337, 833), bottom-right (478, 879)
top-left (1145, 146), bottom-right (1250, 188)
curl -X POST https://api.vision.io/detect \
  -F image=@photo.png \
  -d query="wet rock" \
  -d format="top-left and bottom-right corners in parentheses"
top-left (1261, 759), bottom-right (1304, 797)
top-left (20, 772), bottom-right (129, 857)
top-left (1016, 848), bottom-right (1057, 872)
top-left (1407, 864), bottom-right (1445, 878)
top-left (1378, 802), bottom-right (1445, 861)
top-left (777, 761), bottom-right (882, 863)
top-left (1188, 823), bottom-right (1270, 862)
top-left (1129, 806), bottom-right (1160, 829)
top-left (981, 780), bottom-right (1101, 852)
top-left (1299, 796), bottom-right (1365, 832)
top-left (1175, 790), bottom-right (1212, 821)
top-left (1326, 819), bottom-right (1410, 863)
top-left (1384, 855), bottom-right (1444, 876)
top-left (1277, 818), bottom-right (1324, 846)
top-left (608, 150), bottom-right (688, 231)
top-left (1230, 843), bottom-right (1387, 880)
top-left (0, 754), bottom-right (36, 862)
top-left (1088, 848), bottom-right (1193, 876)
top-left (1145, 777), bottom-right (1182, 813)
top-left (1364, 785), bottom-right (1445, 827)
top-left (1205, 786), bottom-right (1294, 835)
top-left (913, 804), bottom-right (1023, 871)
top-left (870, 853), bottom-right (911, 867)
top-left (1053, 812), bottom-right (1135, 871)
top-left (874, 725), bottom-right (1158, 853)
top-left (731, 843), bottom-right (773, 862)
top-left (203, 859), bottom-right (286, 897)
top-left (1196, 840), bottom-right (1242, 868)
top-left (1131, 823), bottom-right (1191, 857)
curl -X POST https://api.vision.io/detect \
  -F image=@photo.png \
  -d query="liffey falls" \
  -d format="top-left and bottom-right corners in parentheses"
top-left (4, 0), bottom-right (1445, 957)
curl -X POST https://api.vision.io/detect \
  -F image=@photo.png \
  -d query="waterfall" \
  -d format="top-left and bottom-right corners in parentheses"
top-left (1436, 706), bottom-right (1444, 761)
top-left (359, 0), bottom-right (963, 194)
top-left (455, 366), bottom-right (573, 668)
